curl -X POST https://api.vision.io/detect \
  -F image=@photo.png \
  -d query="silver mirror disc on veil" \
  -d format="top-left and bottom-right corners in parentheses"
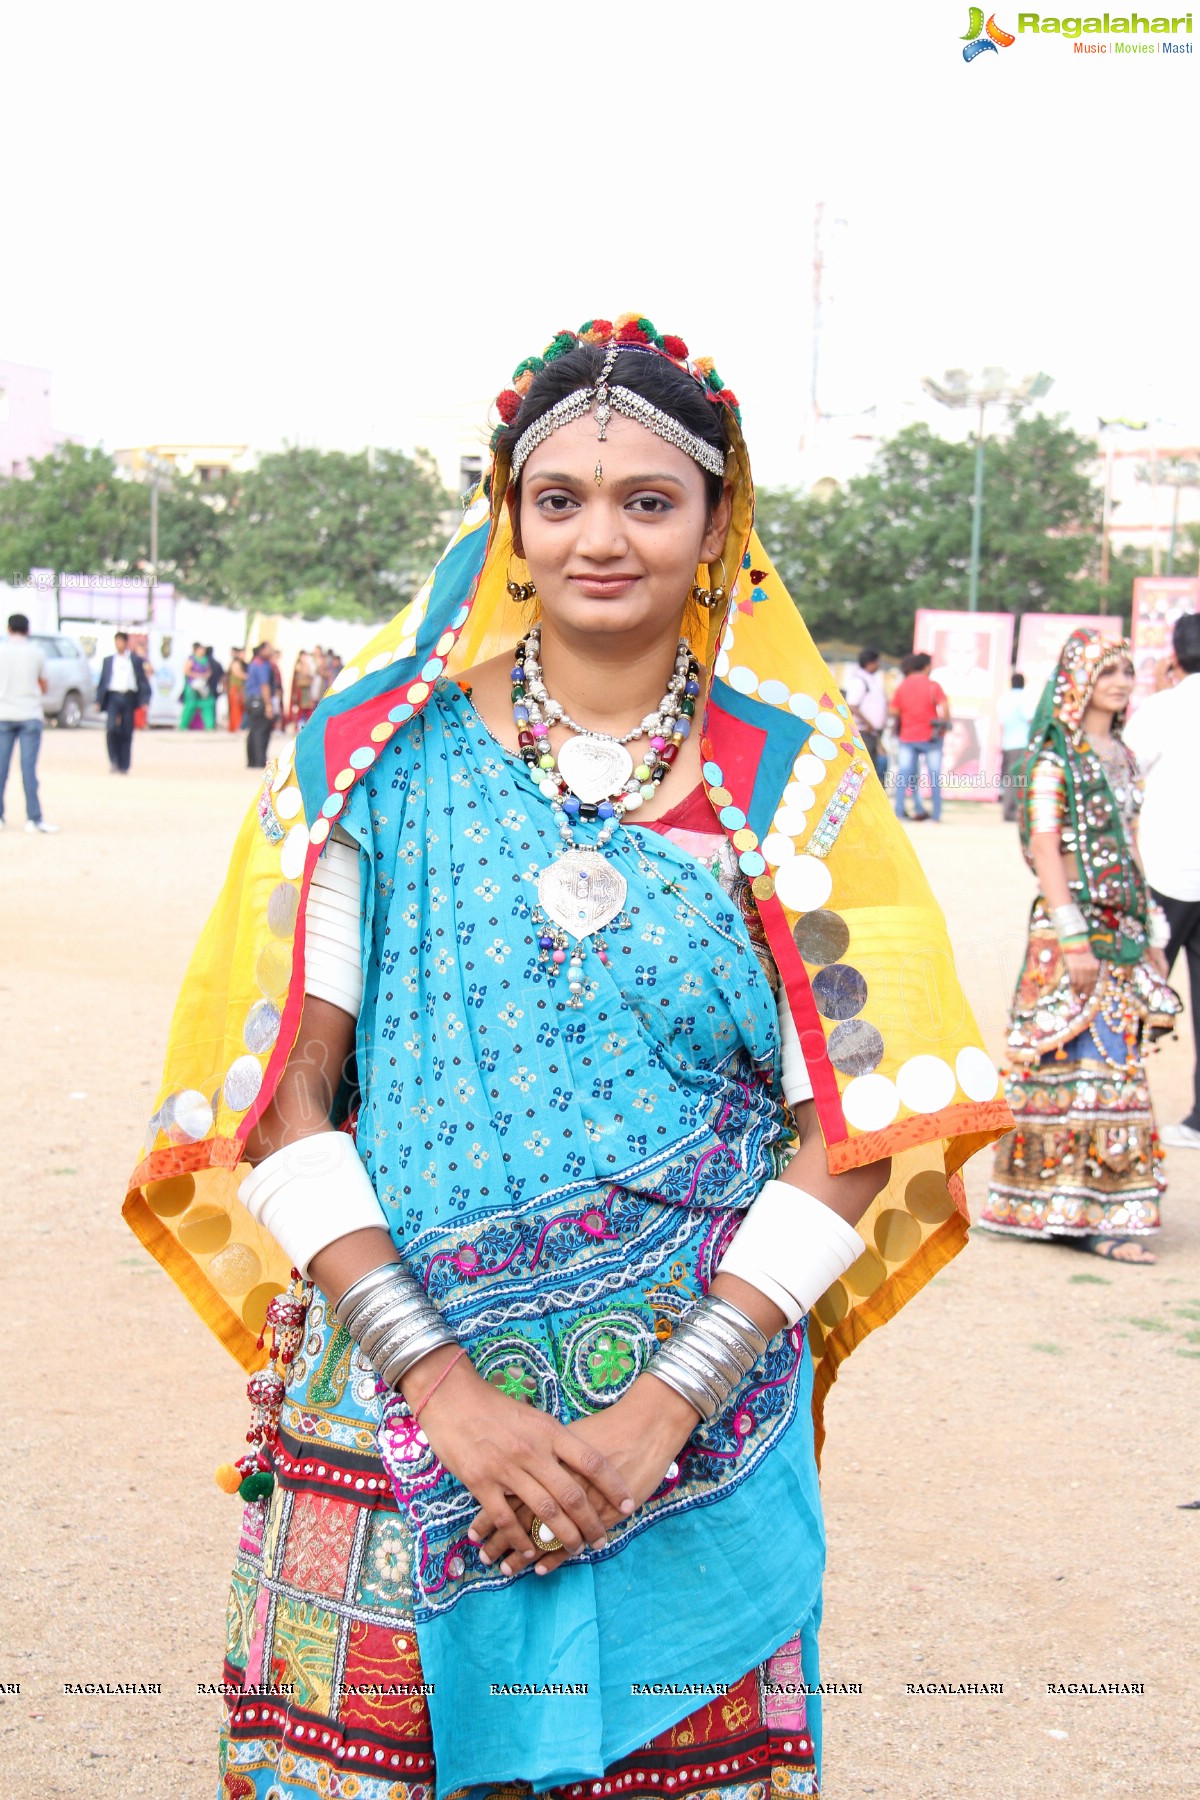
top-left (557, 734), bottom-right (634, 804)
top-left (537, 851), bottom-right (628, 940)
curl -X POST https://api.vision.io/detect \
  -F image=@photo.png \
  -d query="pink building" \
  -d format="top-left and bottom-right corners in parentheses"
top-left (0, 358), bottom-right (59, 478)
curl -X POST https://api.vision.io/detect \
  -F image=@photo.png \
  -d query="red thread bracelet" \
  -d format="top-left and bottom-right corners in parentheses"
top-left (411, 1347), bottom-right (469, 1422)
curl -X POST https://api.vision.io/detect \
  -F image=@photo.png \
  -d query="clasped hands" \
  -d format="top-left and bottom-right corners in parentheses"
top-left (403, 1350), bottom-right (699, 1579)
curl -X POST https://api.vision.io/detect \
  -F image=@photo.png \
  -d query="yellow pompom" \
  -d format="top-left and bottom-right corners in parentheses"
top-left (214, 1462), bottom-right (243, 1494)
top-left (614, 311), bottom-right (641, 329)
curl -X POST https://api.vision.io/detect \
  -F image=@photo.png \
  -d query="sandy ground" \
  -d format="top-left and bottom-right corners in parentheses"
top-left (2, 724), bottom-right (1197, 1800)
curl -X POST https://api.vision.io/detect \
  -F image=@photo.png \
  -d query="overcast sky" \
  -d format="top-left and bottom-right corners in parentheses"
top-left (3, 1), bottom-right (1196, 488)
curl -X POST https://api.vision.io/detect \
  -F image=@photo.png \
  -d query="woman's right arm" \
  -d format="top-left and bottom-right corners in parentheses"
top-left (1025, 753), bottom-right (1099, 996)
top-left (244, 953), bottom-right (633, 1572)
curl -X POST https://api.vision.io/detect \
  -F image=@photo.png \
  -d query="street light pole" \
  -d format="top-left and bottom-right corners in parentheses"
top-left (921, 368), bottom-right (1053, 616)
top-left (968, 398), bottom-right (986, 613)
top-left (1135, 455), bottom-right (1200, 582)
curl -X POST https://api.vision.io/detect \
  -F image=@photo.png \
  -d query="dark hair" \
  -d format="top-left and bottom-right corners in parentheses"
top-left (114, 631), bottom-right (129, 645)
top-left (1173, 611), bottom-right (1200, 674)
top-left (1011, 671), bottom-right (1025, 689)
top-left (495, 346), bottom-right (730, 512)
top-left (8, 613), bottom-right (30, 633)
top-left (899, 653), bottom-right (917, 675)
top-left (911, 651), bottom-right (932, 674)
top-left (857, 646), bottom-right (880, 668)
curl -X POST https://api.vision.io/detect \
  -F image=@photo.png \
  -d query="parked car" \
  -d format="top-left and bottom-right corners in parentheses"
top-left (31, 633), bottom-right (96, 727)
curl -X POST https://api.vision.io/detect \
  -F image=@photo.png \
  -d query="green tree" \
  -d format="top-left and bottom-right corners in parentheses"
top-left (220, 446), bottom-right (452, 618)
top-left (756, 416), bottom-right (1106, 654)
top-left (151, 470), bottom-right (242, 603)
top-left (0, 443), bottom-right (145, 578)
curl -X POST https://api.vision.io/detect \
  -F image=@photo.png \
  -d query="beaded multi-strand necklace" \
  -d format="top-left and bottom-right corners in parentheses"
top-left (510, 627), bottom-right (701, 1004)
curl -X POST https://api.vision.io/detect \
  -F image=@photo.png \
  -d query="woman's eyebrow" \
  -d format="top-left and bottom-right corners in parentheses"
top-left (527, 471), bottom-right (689, 490)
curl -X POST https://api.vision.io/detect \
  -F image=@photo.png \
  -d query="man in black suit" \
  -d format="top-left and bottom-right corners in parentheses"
top-left (97, 632), bottom-right (152, 772)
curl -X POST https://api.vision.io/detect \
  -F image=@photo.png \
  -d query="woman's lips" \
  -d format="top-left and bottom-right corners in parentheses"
top-left (568, 574), bottom-right (639, 598)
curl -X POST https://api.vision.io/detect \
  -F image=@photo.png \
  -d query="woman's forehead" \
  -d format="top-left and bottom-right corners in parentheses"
top-left (520, 413), bottom-right (703, 487)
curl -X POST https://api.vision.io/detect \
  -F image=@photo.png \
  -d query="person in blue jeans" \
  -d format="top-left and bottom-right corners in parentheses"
top-left (0, 612), bottom-right (58, 833)
top-left (889, 652), bottom-right (948, 823)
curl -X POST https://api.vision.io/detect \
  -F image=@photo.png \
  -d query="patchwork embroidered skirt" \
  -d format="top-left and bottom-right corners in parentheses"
top-left (218, 1471), bottom-right (820, 1800)
top-left (980, 1032), bottom-right (1165, 1239)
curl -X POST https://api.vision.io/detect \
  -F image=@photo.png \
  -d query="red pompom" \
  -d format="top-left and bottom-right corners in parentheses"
top-left (496, 389), bottom-right (522, 424)
top-left (617, 322), bottom-right (649, 343)
top-left (661, 335), bottom-right (689, 361)
top-left (718, 389), bottom-right (739, 411)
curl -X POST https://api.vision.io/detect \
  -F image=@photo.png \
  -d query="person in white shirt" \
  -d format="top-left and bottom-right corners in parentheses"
top-left (0, 612), bottom-right (57, 833)
top-left (1124, 612), bottom-right (1200, 1148)
top-left (844, 646), bottom-right (888, 778)
top-left (998, 672), bottom-right (1036, 821)
top-left (97, 631), bottom-right (151, 773)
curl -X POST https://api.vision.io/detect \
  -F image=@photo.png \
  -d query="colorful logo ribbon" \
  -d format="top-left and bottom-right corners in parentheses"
top-left (961, 8), bottom-right (1015, 61)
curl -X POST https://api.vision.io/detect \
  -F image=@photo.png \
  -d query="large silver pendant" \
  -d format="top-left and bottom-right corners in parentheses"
top-left (537, 850), bottom-right (628, 940)
top-left (557, 734), bottom-right (633, 804)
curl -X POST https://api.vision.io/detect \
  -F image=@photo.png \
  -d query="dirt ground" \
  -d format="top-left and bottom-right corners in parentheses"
top-left (2, 724), bottom-right (1197, 1800)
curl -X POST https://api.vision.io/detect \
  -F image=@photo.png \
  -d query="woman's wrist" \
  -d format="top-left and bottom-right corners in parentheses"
top-left (1050, 901), bottom-right (1088, 946)
top-left (400, 1342), bottom-right (478, 1419)
top-left (623, 1369), bottom-right (704, 1439)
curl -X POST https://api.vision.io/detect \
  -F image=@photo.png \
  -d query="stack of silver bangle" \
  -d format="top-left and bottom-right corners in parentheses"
top-left (332, 1262), bottom-right (456, 1390)
top-left (649, 1294), bottom-right (769, 1423)
top-left (1050, 901), bottom-right (1088, 945)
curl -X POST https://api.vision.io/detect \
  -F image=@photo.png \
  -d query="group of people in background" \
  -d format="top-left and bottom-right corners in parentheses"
top-left (840, 621), bottom-right (1200, 1266)
top-left (178, 642), bottom-right (343, 748)
top-left (239, 643), bottom-right (344, 766)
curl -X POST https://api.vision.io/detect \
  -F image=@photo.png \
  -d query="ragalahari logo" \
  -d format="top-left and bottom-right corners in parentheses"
top-left (962, 8), bottom-right (1016, 57)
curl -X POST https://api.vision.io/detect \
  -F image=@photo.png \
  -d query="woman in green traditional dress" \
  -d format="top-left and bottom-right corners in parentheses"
top-left (981, 628), bottom-right (1181, 1261)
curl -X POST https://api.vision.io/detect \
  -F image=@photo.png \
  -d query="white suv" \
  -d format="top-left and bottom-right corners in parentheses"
top-left (31, 634), bottom-right (97, 728)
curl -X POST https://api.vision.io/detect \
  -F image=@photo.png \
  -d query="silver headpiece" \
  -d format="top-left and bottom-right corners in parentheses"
top-left (510, 343), bottom-right (728, 481)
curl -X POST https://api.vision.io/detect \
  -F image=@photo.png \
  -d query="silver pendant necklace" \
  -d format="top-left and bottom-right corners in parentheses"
top-left (510, 630), bottom-right (701, 1004)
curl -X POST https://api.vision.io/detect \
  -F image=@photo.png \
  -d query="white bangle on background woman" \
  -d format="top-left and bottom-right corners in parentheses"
top-left (1148, 905), bottom-right (1170, 951)
top-left (717, 1180), bottom-right (866, 1328)
top-left (238, 1130), bottom-right (389, 1277)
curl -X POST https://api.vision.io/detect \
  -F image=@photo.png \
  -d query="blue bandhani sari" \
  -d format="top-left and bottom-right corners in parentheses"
top-left (276, 677), bottom-right (825, 1796)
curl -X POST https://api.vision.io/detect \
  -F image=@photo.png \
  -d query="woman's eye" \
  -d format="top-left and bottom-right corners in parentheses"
top-left (536, 493), bottom-right (578, 514)
top-left (628, 495), bottom-right (671, 514)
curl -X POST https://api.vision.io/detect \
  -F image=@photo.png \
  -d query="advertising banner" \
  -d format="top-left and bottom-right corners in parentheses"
top-left (912, 610), bottom-right (1014, 802)
top-left (1130, 577), bottom-right (1200, 708)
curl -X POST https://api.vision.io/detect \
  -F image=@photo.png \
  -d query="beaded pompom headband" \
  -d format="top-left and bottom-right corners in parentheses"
top-left (495, 314), bottom-right (740, 482)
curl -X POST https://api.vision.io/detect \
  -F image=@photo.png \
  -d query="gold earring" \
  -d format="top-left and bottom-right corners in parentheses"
top-left (506, 559), bottom-right (537, 604)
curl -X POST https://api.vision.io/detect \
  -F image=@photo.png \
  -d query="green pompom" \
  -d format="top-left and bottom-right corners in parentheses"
top-left (511, 355), bottom-right (544, 382)
top-left (542, 332), bottom-right (578, 363)
top-left (238, 1470), bottom-right (275, 1504)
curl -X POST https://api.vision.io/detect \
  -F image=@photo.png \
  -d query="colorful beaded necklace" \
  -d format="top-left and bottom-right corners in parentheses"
top-left (510, 629), bottom-right (701, 1005)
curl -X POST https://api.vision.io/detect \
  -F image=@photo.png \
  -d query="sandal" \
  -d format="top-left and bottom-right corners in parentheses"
top-left (1074, 1235), bottom-right (1157, 1265)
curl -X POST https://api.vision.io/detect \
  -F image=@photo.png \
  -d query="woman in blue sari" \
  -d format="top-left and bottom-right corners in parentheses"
top-left (125, 317), bottom-right (1011, 1800)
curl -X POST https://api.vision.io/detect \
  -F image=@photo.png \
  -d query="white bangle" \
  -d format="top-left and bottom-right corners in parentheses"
top-left (777, 992), bottom-right (814, 1105)
top-left (305, 831), bottom-right (364, 1016)
top-left (717, 1180), bottom-right (866, 1328)
top-left (1148, 906), bottom-right (1170, 950)
top-left (238, 1131), bottom-right (389, 1278)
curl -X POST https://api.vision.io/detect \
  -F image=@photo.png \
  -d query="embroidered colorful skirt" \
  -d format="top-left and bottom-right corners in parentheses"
top-left (218, 1471), bottom-right (820, 1800)
top-left (980, 1030), bottom-right (1165, 1240)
